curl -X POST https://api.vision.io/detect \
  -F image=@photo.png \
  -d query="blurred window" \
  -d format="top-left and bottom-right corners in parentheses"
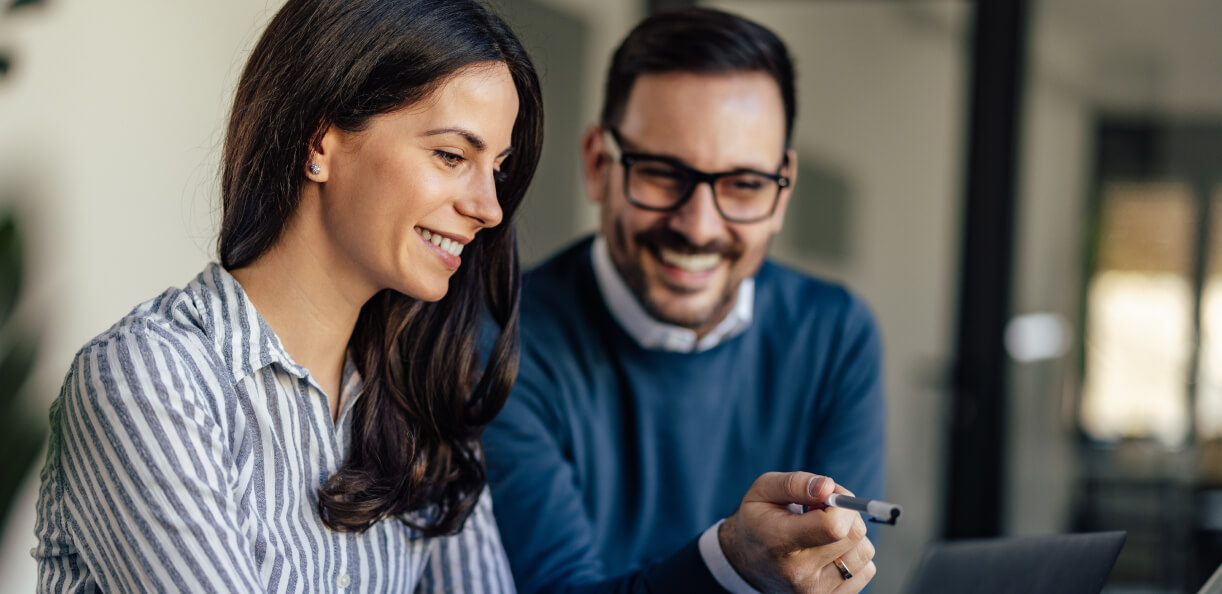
top-left (1081, 182), bottom-right (1195, 445)
top-left (1081, 123), bottom-right (1222, 449)
top-left (1197, 188), bottom-right (1222, 439)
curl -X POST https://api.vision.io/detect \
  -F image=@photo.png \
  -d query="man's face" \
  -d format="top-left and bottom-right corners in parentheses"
top-left (583, 71), bottom-right (795, 334)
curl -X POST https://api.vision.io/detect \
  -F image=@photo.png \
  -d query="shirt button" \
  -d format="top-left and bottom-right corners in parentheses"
top-left (336, 572), bottom-right (351, 589)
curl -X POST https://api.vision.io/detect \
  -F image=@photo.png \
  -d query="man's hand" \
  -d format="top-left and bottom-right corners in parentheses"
top-left (719, 472), bottom-right (876, 593)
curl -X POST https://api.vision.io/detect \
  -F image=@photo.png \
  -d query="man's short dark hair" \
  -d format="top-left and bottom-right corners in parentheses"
top-left (599, 7), bottom-right (797, 147)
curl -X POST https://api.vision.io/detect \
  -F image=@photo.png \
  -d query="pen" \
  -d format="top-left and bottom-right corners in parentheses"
top-left (824, 494), bottom-right (902, 525)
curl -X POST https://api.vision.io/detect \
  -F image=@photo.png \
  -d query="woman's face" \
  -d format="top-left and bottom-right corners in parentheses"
top-left (311, 62), bottom-right (519, 302)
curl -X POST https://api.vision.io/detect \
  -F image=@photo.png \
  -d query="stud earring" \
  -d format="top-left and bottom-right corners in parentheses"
top-left (309, 164), bottom-right (322, 175)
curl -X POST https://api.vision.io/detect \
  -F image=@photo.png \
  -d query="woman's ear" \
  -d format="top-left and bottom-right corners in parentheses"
top-left (305, 124), bottom-right (336, 182)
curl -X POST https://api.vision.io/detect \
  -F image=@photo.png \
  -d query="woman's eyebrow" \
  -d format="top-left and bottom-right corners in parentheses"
top-left (422, 127), bottom-right (513, 157)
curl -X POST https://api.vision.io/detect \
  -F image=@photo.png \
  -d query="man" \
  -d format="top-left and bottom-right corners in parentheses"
top-left (484, 8), bottom-right (885, 593)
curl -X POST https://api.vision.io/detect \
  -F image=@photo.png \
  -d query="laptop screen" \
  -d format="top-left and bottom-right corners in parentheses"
top-left (902, 531), bottom-right (1126, 594)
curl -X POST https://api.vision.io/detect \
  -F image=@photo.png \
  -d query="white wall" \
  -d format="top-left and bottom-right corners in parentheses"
top-left (1, 0), bottom-right (283, 406)
top-left (1004, 0), bottom-right (1094, 539)
top-left (520, 0), bottom-right (643, 239)
top-left (0, 1), bottom-right (282, 588)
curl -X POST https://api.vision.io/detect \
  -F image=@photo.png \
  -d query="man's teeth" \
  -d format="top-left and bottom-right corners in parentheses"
top-left (659, 249), bottom-right (720, 272)
top-left (414, 226), bottom-right (464, 257)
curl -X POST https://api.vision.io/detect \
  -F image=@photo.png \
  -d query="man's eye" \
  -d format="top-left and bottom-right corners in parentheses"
top-left (435, 151), bottom-right (465, 167)
top-left (638, 165), bottom-right (683, 180)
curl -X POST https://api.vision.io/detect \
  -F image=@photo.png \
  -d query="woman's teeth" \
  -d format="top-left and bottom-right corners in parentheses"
top-left (414, 226), bottom-right (464, 257)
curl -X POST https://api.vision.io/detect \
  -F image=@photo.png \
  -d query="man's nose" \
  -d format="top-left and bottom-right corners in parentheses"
top-left (667, 182), bottom-right (725, 246)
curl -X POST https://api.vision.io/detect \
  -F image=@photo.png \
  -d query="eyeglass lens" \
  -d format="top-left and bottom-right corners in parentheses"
top-left (627, 160), bottom-right (780, 221)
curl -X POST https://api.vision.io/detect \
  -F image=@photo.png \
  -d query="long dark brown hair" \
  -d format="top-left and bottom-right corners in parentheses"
top-left (218, 0), bottom-right (542, 535)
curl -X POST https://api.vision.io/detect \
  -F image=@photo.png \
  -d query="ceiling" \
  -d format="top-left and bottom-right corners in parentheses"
top-left (1036, 0), bottom-right (1222, 116)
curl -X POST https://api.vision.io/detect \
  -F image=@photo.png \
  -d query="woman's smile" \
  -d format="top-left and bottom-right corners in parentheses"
top-left (414, 225), bottom-right (468, 270)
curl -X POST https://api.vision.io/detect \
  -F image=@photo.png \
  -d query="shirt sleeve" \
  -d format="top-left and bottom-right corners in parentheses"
top-left (33, 330), bottom-right (262, 593)
top-left (416, 486), bottom-right (517, 593)
top-left (697, 521), bottom-right (764, 594)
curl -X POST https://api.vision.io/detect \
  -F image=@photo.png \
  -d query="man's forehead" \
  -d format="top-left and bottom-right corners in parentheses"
top-left (623, 70), bottom-right (783, 114)
top-left (617, 71), bottom-right (788, 168)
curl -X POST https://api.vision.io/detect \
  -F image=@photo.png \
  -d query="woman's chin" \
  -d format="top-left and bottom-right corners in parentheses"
top-left (397, 282), bottom-right (449, 303)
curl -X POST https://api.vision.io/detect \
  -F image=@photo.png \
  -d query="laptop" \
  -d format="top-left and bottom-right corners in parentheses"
top-left (901, 531), bottom-right (1126, 594)
top-left (1200, 560), bottom-right (1222, 594)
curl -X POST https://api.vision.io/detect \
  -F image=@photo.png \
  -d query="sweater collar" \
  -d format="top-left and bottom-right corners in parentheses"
top-left (591, 235), bottom-right (753, 353)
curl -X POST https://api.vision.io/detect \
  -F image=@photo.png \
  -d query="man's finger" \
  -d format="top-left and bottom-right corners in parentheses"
top-left (830, 560), bottom-right (876, 594)
top-left (747, 471), bottom-right (835, 507)
top-left (808, 481), bottom-right (858, 512)
top-left (780, 505), bottom-right (868, 551)
top-left (837, 534), bottom-right (876, 577)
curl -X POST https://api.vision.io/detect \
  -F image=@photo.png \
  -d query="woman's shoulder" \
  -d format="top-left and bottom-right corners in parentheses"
top-left (81, 283), bottom-right (208, 359)
top-left (63, 265), bottom-right (236, 409)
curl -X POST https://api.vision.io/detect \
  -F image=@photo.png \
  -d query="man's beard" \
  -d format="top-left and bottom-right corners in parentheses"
top-left (610, 220), bottom-right (744, 331)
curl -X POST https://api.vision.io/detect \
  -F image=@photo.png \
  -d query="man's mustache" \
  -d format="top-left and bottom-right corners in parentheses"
top-left (633, 227), bottom-right (743, 260)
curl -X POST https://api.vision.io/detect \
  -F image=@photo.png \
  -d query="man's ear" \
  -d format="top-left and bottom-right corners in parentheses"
top-left (580, 123), bottom-right (610, 205)
top-left (769, 148), bottom-right (799, 234)
top-left (305, 123), bottom-right (337, 183)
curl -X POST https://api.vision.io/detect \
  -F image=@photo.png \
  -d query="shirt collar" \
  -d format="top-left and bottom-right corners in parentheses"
top-left (187, 263), bottom-right (312, 384)
top-left (591, 235), bottom-right (753, 353)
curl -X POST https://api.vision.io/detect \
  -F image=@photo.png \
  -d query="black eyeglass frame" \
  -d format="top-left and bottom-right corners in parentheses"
top-left (604, 127), bottom-right (791, 224)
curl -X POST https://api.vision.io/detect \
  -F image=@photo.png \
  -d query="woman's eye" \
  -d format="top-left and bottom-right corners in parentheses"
top-left (435, 150), bottom-right (464, 168)
top-left (493, 169), bottom-right (508, 183)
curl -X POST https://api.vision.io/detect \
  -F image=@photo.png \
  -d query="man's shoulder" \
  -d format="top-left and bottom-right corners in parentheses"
top-left (520, 236), bottom-right (599, 322)
top-left (514, 236), bottom-right (626, 381)
top-left (523, 236), bottom-right (595, 291)
top-left (755, 259), bottom-right (876, 328)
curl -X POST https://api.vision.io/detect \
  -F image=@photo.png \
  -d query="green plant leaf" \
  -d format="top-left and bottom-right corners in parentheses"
top-left (0, 339), bottom-right (36, 412)
top-left (9, 0), bottom-right (45, 11)
top-left (0, 412), bottom-right (44, 535)
top-left (0, 215), bottom-right (22, 327)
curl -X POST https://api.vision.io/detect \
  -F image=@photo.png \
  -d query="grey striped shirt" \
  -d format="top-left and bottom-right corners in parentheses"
top-left (33, 263), bottom-right (516, 593)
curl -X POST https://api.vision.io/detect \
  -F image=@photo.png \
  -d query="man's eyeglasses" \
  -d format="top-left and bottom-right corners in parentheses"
top-left (603, 128), bottom-right (790, 224)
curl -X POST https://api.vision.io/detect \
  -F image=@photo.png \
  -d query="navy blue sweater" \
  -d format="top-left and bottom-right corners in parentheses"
top-left (484, 237), bottom-right (885, 593)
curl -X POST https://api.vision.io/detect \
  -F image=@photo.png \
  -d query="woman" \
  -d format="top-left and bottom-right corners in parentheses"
top-left (33, 0), bottom-right (541, 591)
